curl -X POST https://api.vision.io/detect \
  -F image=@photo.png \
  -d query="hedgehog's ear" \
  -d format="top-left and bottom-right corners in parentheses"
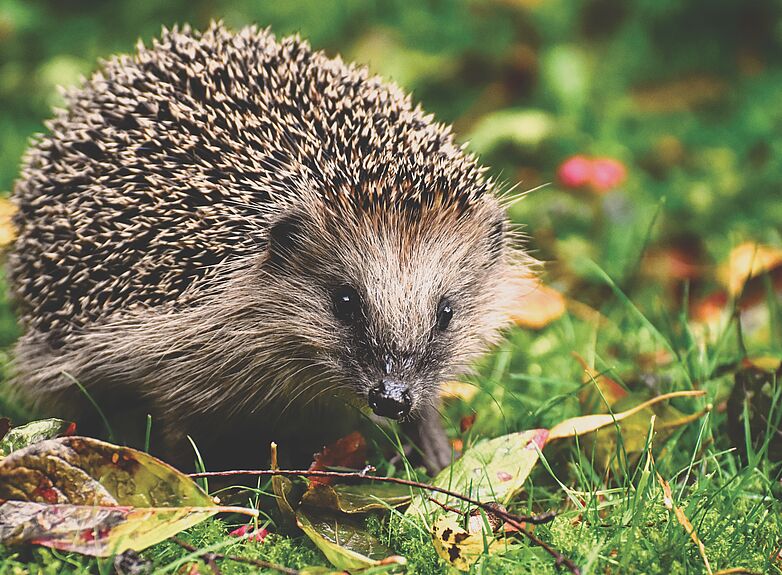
top-left (267, 212), bottom-right (305, 268)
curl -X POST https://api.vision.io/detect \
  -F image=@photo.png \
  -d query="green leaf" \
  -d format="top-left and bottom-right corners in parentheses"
top-left (296, 508), bottom-right (404, 571)
top-left (301, 482), bottom-right (412, 514)
top-left (406, 429), bottom-right (549, 517)
top-left (0, 418), bottom-right (75, 456)
top-left (466, 109), bottom-right (554, 155)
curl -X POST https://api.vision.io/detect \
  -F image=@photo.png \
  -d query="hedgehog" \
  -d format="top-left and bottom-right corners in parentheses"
top-left (7, 23), bottom-right (530, 473)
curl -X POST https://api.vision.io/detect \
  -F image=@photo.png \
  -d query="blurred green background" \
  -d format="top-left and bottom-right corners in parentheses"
top-left (2, 0), bottom-right (781, 328)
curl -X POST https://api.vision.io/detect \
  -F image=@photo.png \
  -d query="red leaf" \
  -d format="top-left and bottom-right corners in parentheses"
top-left (308, 432), bottom-right (367, 485)
top-left (460, 414), bottom-right (476, 433)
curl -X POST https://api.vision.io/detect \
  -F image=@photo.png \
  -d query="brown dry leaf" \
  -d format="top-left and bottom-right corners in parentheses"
top-left (643, 246), bottom-right (705, 282)
top-left (308, 432), bottom-right (367, 486)
top-left (719, 242), bottom-right (782, 297)
top-left (656, 468), bottom-right (713, 574)
top-left (548, 390), bottom-right (706, 441)
top-left (0, 196), bottom-right (16, 248)
top-left (513, 279), bottom-right (566, 329)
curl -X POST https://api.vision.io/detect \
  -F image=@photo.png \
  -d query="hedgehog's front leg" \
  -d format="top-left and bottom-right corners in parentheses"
top-left (405, 402), bottom-right (452, 474)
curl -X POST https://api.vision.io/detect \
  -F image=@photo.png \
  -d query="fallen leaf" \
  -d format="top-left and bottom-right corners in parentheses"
top-left (656, 468), bottom-right (713, 574)
top-left (719, 242), bottom-right (782, 297)
top-left (296, 508), bottom-right (404, 571)
top-left (577, 392), bottom-right (711, 472)
top-left (440, 381), bottom-right (479, 402)
top-left (0, 196), bottom-right (17, 248)
top-left (0, 500), bottom-right (227, 556)
top-left (0, 436), bottom-right (256, 555)
top-left (432, 512), bottom-right (505, 571)
top-left (308, 432), bottom-right (367, 486)
top-left (643, 246), bottom-right (705, 282)
top-left (631, 75), bottom-right (727, 113)
top-left (406, 429), bottom-right (549, 517)
top-left (0, 418), bottom-right (76, 456)
top-left (548, 389), bottom-right (706, 440)
top-left (302, 482), bottom-right (411, 514)
top-left (691, 291), bottom-right (729, 324)
top-left (513, 280), bottom-right (566, 329)
top-left (408, 391), bottom-right (708, 522)
top-left (271, 442), bottom-right (298, 527)
top-left (460, 414), bottom-right (477, 434)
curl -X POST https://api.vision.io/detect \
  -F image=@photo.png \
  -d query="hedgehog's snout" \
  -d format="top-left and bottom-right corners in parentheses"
top-left (368, 378), bottom-right (412, 420)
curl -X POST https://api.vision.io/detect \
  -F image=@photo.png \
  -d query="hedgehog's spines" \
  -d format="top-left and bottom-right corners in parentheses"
top-left (10, 22), bottom-right (499, 349)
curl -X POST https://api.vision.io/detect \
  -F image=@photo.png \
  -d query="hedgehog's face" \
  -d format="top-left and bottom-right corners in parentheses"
top-left (264, 198), bottom-right (521, 421)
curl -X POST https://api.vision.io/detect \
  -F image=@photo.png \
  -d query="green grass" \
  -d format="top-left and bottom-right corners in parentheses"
top-left (1, 275), bottom-right (779, 574)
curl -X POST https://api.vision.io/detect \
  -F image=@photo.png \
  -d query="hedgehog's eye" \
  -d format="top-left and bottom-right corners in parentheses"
top-left (333, 286), bottom-right (361, 323)
top-left (436, 298), bottom-right (454, 331)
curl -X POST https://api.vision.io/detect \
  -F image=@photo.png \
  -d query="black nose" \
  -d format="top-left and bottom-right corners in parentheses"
top-left (368, 379), bottom-right (412, 420)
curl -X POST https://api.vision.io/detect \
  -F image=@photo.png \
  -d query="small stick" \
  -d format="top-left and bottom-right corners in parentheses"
top-left (171, 538), bottom-right (299, 575)
top-left (204, 554), bottom-right (222, 575)
top-left (427, 496), bottom-right (464, 516)
top-left (190, 468), bottom-right (577, 574)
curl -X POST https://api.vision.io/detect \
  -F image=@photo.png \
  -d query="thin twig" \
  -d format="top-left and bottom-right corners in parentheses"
top-left (427, 496), bottom-right (464, 516)
top-left (189, 468), bottom-right (577, 574)
top-left (171, 537), bottom-right (299, 575)
top-left (204, 554), bottom-right (222, 575)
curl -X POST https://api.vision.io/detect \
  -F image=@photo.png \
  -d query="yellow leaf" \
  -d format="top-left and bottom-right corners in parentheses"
top-left (440, 381), bottom-right (479, 402)
top-left (432, 513), bottom-right (504, 571)
top-left (512, 280), bottom-right (566, 329)
top-left (719, 242), bottom-right (782, 297)
top-left (548, 390), bottom-right (706, 441)
top-left (0, 197), bottom-right (17, 248)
